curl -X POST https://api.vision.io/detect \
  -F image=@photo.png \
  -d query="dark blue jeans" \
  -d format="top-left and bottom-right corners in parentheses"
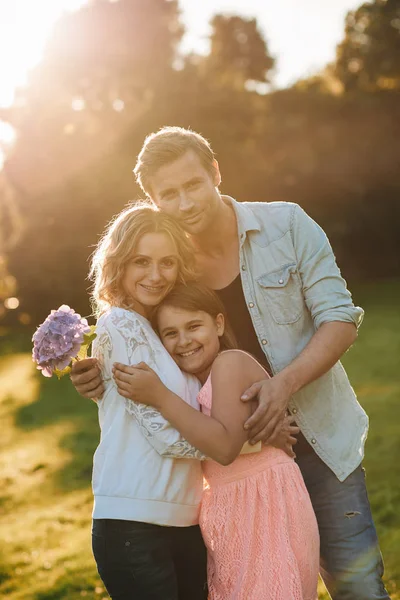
top-left (296, 451), bottom-right (390, 600)
top-left (92, 519), bottom-right (207, 600)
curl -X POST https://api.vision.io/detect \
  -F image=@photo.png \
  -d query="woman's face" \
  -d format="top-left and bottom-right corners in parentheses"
top-left (122, 232), bottom-right (179, 316)
top-left (157, 305), bottom-right (224, 384)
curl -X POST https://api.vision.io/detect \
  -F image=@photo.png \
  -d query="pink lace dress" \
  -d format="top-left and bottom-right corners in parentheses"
top-left (198, 375), bottom-right (319, 600)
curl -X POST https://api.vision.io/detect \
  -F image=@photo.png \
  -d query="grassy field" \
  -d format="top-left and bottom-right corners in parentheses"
top-left (0, 281), bottom-right (399, 599)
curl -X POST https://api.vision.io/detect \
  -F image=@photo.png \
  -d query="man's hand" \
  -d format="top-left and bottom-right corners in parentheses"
top-left (268, 414), bottom-right (299, 458)
top-left (70, 358), bottom-right (104, 400)
top-left (113, 362), bottom-right (167, 407)
top-left (241, 374), bottom-right (293, 445)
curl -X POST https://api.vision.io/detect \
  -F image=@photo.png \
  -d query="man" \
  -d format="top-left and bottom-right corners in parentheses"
top-left (72, 126), bottom-right (389, 599)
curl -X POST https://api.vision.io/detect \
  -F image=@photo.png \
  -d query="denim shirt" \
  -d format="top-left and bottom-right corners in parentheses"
top-left (229, 197), bottom-right (368, 482)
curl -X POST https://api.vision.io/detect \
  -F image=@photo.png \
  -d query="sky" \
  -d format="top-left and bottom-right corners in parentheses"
top-left (0, 0), bottom-right (363, 109)
top-left (178, 0), bottom-right (363, 87)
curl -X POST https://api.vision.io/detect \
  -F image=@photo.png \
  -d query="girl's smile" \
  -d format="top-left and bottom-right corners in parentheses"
top-left (157, 306), bottom-right (225, 384)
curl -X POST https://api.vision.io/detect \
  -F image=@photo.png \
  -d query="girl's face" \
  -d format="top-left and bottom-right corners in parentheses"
top-left (157, 305), bottom-right (225, 384)
top-left (122, 232), bottom-right (179, 316)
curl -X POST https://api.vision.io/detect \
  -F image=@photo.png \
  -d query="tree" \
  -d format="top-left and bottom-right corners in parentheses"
top-left (2, 0), bottom-right (184, 321)
top-left (2, 1), bottom-right (400, 323)
top-left (0, 174), bottom-right (21, 320)
top-left (204, 15), bottom-right (275, 90)
top-left (4, 0), bottom-right (183, 198)
top-left (335, 0), bottom-right (400, 92)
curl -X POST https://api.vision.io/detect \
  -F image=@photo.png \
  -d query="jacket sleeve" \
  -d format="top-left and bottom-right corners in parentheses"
top-left (290, 204), bottom-right (364, 330)
top-left (93, 309), bottom-right (206, 460)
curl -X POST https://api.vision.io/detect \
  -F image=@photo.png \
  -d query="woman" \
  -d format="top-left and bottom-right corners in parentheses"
top-left (114, 283), bottom-right (320, 600)
top-left (89, 202), bottom-right (208, 600)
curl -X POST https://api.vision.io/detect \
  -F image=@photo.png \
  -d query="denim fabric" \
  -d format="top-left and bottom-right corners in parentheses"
top-left (92, 519), bottom-right (207, 600)
top-left (297, 452), bottom-right (390, 600)
top-left (230, 198), bottom-right (368, 481)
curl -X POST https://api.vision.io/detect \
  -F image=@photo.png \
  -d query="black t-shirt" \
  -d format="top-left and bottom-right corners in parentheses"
top-left (215, 275), bottom-right (312, 455)
top-left (216, 275), bottom-right (272, 375)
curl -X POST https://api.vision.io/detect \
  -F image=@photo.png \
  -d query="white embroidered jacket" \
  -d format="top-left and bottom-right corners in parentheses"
top-left (91, 307), bottom-right (204, 526)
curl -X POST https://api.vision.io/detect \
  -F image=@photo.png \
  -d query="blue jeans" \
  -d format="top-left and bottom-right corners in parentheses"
top-left (296, 452), bottom-right (390, 600)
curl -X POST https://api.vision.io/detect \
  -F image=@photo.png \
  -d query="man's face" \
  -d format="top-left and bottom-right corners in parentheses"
top-left (149, 150), bottom-right (222, 235)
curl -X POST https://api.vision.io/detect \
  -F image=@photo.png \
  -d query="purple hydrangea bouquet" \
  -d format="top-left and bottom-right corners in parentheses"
top-left (32, 305), bottom-right (96, 379)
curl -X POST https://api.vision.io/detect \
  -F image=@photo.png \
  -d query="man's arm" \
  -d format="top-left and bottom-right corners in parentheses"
top-left (242, 204), bottom-right (363, 444)
top-left (70, 358), bottom-right (104, 399)
top-left (242, 321), bottom-right (357, 443)
top-left (291, 205), bottom-right (363, 331)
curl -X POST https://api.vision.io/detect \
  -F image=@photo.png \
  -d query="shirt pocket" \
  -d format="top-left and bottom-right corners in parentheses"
top-left (256, 263), bottom-right (303, 325)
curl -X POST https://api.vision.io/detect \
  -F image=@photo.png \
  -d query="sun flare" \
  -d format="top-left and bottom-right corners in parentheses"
top-left (0, 0), bottom-right (87, 108)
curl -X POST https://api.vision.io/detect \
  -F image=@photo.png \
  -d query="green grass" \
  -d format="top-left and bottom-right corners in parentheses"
top-left (1, 281), bottom-right (399, 599)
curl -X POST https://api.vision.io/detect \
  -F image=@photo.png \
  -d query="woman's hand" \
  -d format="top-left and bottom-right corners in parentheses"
top-left (113, 362), bottom-right (167, 408)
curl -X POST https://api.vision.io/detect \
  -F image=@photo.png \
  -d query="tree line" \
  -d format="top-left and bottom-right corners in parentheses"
top-left (1, 0), bottom-right (399, 323)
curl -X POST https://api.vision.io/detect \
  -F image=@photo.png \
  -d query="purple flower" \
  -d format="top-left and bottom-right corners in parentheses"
top-left (32, 305), bottom-right (91, 377)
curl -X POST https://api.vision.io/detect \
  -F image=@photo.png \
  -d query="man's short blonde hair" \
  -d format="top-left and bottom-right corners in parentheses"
top-left (134, 126), bottom-right (216, 195)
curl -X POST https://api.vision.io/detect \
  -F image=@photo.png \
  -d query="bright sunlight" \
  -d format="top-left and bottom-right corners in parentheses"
top-left (0, 0), bottom-right (86, 107)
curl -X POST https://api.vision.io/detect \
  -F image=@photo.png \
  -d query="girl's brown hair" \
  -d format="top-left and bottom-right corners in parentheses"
top-left (151, 282), bottom-right (237, 351)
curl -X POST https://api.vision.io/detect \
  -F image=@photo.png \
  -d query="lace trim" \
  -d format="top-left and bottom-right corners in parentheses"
top-left (93, 308), bottom-right (205, 460)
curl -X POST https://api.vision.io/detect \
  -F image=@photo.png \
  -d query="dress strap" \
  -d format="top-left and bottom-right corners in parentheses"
top-left (218, 349), bottom-right (271, 378)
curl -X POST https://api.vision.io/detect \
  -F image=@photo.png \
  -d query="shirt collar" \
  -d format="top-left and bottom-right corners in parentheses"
top-left (223, 195), bottom-right (261, 244)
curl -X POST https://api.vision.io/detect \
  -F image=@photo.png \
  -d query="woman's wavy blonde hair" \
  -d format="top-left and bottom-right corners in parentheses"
top-left (90, 202), bottom-right (197, 316)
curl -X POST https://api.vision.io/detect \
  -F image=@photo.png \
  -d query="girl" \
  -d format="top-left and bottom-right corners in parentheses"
top-left (89, 203), bottom-right (208, 600)
top-left (114, 282), bottom-right (320, 600)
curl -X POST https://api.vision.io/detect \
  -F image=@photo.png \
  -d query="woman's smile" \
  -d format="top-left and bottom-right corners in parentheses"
top-left (122, 232), bottom-right (180, 315)
top-left (139, 283), bottom-right (167, 294)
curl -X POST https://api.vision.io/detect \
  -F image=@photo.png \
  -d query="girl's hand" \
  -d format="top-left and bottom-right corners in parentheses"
top-left (113, 362), bottom-right (166, 408)
top-left (267, 414), bottom-right (300, 458)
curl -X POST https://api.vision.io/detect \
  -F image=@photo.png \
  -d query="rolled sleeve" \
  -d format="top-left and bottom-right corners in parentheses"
top-left (291, 204), bottom-right (364, 330)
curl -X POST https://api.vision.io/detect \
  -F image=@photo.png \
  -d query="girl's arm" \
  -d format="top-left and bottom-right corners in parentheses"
top-left (117, 351), bottom-right (262, 465)
top-left (94, 309), bottom-right (205, 460)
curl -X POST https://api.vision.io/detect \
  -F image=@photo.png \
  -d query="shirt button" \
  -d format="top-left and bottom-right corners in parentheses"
top-left (278, 278), bottom-right (284, 284)
top-left (249, 302), bottom-right (254, 308)
top-left (311, 438), bottom-right (316, 444)
top-left (261, 339), bottom-right (268, 345)
top-left (242, 264), bottom-right (246, 271)
top-left (292, 408), bottom-right (297, 414)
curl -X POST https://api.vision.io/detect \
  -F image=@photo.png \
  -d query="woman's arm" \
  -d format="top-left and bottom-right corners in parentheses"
top-left (119, 351), bottom-right (262, 465)
top-left (94, 309), bottom-right (205, 460)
